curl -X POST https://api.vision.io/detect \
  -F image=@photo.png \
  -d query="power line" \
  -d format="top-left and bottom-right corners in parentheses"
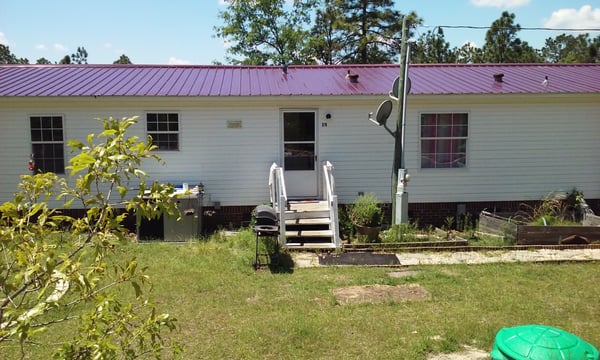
top-left (422, 24), bottom-right (600, 32)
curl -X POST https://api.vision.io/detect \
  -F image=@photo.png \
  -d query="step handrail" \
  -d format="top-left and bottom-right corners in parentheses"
top-left (322, 161), bottom-right (340, 247)
top-left (268, 163), bottom-right (287, 244)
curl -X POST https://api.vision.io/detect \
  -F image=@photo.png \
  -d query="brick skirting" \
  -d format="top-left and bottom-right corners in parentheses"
top-left (404, 199), bottom-right (600, 229)
top-left (54, 198), bottom-right (600, 236)
top-left (405, 200), bottom-right (533, 228)
top-left (200, 199), bottom-right (600, 233)
top-left (202, 205), bottom-right (255, 233)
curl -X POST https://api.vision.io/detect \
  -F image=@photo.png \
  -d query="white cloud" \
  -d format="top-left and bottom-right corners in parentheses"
top-left (35, 44), bottom-right (46, 50)
top-left (168, 56), bottom-right (192, 65)
top-left (53, 43), bottom-right (68, 52)
top-left (470, 0), bottom-right (531, 8)
top-left (543, 5), bottom-right (600, 30)
top-left (103, 42), bottom-right (113, 49)
top-left (221, 0), bottom-right (266, 6)
top-left (461, 41), bottom-right (479, 48)
top-left (0, 32), bottom-right (8, 45)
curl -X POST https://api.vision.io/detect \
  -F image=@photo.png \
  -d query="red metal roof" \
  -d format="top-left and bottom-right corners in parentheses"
top-left (0, 63), bottom-right (598, 97)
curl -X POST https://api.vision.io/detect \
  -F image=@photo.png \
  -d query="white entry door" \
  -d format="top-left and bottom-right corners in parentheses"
top-left (282, 110), bottom-right (318, 198)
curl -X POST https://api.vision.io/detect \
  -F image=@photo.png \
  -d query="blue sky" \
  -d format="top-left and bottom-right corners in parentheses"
top-left (1, 0), bottom-right (598, 65)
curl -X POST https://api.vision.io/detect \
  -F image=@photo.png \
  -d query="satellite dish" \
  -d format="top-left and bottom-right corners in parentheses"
top-left (372, 99), bottom-right (393, 126)
top-left (391, 76), bottom-right (412, 99)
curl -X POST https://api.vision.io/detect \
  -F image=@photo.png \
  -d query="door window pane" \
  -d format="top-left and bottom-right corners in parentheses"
top-left (283, 111), bottom-right (316, 171)
top-left (284, 143), bottom-right (314, 171)
top-left (284, 112), bottom-right (315, 142)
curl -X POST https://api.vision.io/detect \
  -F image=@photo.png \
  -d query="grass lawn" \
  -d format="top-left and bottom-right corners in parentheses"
top-left (5, 229), bottom-right (600, 359)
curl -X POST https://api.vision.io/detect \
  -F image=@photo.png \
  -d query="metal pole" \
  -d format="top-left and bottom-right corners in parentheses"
top-left (400, 42), bottom-right (410, 171)
top-left (392, 17), bottom-right (408, 225)
top-left (395, 40), bottom-right (411, 225)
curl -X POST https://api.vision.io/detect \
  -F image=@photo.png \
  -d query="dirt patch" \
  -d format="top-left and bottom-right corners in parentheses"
top-left (388, 270), bottom-right (421, 278)
top-left (427, 345), bottom-right (489, 360)
top-left (332, 284), bottom-right (430, 305)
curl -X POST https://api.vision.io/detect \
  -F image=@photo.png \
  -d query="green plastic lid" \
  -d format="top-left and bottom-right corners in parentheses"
top-left (490, 324), bottom-right (599, 360)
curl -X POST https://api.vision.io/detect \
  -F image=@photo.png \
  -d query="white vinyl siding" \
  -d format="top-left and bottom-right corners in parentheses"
top-left (407, 98), bottom-right (600, 203)
top-left (316, 103), bottom-right (394, 202)
top-left (0, 94), bottom-right (598, 209)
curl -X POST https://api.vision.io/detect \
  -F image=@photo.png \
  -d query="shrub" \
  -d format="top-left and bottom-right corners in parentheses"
top-left (349, 193), bottom-right (382, 227)
top-left (381, 222), bottom-right (427, 242)
top-left (338, 204), bottom-right (355, 240)
top-left (515, 189), bottom-right (584, 226)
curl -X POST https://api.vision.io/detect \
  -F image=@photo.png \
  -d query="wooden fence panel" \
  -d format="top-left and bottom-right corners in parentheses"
top-left (478, 211), bottom-right (521, 238)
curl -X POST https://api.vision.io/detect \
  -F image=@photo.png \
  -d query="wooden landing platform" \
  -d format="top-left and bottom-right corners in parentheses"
top-left (287, 200), bottom-right (329, 212)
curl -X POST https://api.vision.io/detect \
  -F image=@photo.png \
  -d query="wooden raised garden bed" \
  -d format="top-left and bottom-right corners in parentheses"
top-left (479, 210), bottom-right (600, 245)
top-left (516, 225), bottom-right (600, 245)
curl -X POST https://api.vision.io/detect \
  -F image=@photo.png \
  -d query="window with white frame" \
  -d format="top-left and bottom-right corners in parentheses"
top-left (420, 113), bottom-right (468, 169)
top-left (30, 115), bottom-right (65, 174)
top-left (146, 112), bottom-right (179, 150)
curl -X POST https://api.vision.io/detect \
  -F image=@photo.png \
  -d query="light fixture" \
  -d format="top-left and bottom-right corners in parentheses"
top-left (401, 173), bottom-right (411, 184)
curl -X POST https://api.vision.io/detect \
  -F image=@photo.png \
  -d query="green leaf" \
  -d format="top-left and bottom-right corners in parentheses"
top-left (69, 153), bottom-right (96, 176)
top-left (131, 281), bottom-right (142, 298)
top-left (100, 129), bottom-right (117, 137)
top-left (109, 154), bottom-right (127, 161)
top-left (117, 185), bottom-right (128, 199)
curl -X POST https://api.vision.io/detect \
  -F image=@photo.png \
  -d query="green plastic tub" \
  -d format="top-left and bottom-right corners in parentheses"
top-left (491, 324), bottom-right (599, 360)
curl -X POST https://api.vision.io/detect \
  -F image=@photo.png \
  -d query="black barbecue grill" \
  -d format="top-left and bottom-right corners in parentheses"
top-left (253, 205), bottom-right (279, 270)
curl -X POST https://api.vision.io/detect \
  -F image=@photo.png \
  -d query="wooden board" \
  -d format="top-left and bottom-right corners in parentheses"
top-left (517, 225), bottom-right (600, 245)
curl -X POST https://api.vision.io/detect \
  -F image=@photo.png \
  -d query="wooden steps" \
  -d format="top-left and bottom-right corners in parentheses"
top-left (283, 200), bottom-right (336, 248)
top-left (285, 217), bottom-right (331, 226)
top-left (285, 229), bottom-right (334, 238)
top-left (285, 242), bottom-right (337, 249)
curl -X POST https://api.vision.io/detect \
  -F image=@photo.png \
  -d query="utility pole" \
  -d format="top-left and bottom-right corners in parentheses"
top-left (391, 16), bottom-right (409, 225)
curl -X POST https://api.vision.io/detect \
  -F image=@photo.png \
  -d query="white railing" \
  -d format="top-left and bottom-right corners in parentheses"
top-left (268, 163), bottom-right (287, 244)
top-left (322, 161), bottom-right (341, 247)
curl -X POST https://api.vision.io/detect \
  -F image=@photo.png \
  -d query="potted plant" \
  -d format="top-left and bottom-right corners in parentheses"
top-left (349, 193), bottom-right (383, 242)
